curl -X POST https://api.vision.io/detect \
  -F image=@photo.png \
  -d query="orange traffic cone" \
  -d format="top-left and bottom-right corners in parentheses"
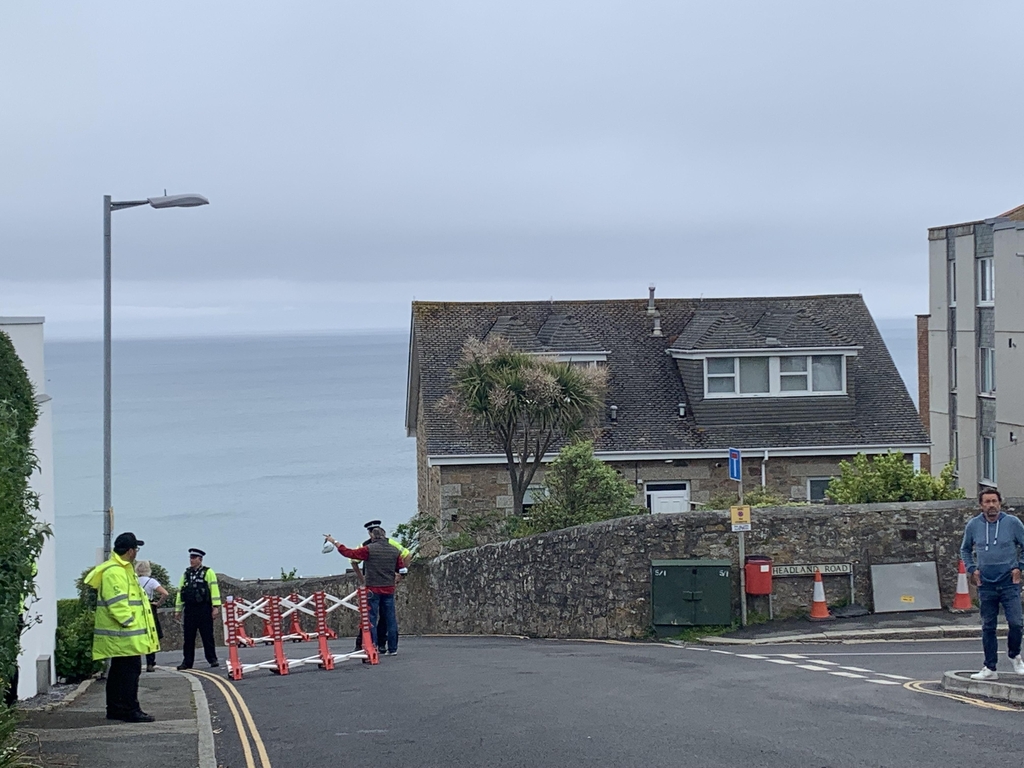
top-left (951, 560), bottom-right (974, 612)
top-left (809, 568), bottom-right (834, 621)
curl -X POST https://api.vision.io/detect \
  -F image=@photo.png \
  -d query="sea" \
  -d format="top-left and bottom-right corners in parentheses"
top-left (46, 320), bottom-right (917, 598)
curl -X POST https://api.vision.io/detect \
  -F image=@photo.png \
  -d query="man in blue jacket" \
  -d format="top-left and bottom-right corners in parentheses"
top-left (960, 488), bottom-right (1024, 680)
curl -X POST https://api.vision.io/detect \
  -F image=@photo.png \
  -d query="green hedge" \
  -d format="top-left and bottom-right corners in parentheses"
top-left (55, 600), bottom-right (102, 683)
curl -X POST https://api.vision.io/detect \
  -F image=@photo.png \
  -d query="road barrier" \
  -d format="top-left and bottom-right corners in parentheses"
top-left (224, 588), bottom-right (378, 680)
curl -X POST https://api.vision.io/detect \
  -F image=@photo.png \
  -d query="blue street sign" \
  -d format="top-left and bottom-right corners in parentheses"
top-left (728, 448), bottom-right (742, 482)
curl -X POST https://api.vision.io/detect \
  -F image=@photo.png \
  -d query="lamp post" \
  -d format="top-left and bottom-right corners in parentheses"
top-left (102, 193), bottom-right (209, 559)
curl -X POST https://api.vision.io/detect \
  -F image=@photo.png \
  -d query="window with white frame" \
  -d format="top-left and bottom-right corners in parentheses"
top-left (982, 436), bottom-right (996, 484)
top-left (948, 259), bottom-right (956, 306)
top-left (980, 347), bottom-right (995, 394)
top-left (807, 477), bottom-right (832, 502)
top-left (950, 347), bottom-right (957, 391)
top-left (704, 355), bottom-right (846, 398)
top-left (977, 258), bottom-right (994, 305)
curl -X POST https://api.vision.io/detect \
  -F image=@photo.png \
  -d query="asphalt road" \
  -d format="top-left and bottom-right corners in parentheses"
top-left (162, 636), bottom-right (1023, 768)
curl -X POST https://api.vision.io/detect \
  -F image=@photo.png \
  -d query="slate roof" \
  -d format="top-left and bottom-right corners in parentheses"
top-left (407, 294), bottom-right (930, 458)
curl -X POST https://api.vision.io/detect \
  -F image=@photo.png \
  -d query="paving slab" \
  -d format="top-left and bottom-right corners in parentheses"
top-left (18, 667), bottom-right (207, 768)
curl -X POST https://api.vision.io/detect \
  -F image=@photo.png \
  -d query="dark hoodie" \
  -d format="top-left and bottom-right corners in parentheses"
top-left (960, 511), bottom-right (1024, 586)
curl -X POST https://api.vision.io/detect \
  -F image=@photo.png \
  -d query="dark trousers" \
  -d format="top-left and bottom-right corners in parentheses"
top-left (367, 592), bottom-right (398, 654)
top-left (181, 605), bottom-right (218, 667)
top-left (145, 603), bottom-right (163, 667)
top-left (106, 656), bottom-right (142, 717)
top-left (354, 611), bottom-right (390, 652)
top-left (980, 582), bottom-right (1023, 670)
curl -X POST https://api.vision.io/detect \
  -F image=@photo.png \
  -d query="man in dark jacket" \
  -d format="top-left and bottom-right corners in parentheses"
top-left (325, 528), bottom-right (404, 655)
top-left (174, 548), bottom-right (222, 670)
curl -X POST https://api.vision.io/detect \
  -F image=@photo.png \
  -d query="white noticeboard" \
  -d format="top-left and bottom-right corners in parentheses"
top-left (870, 561), bottom-right (942, 613)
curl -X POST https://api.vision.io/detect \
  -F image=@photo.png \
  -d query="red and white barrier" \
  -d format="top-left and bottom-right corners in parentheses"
top-left (224, 588), bottom-right (378, 680)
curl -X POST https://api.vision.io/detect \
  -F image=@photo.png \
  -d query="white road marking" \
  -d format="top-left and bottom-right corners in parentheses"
top-left (709, 649), bottom-right (735, 655)
top-left (866, 679), bottom-right (902, 686)
top-left (829, 671), bottom-right (866, 679)
top-left (838, 666), bottom-right (873, 673)
top-left (737, 654), bottom-right (768, 659)
top-left (801, 659), bottom-right (838, 665)
top-left (795, 665), bottom-right (831, 671)
top-left (765, 651), bottom-right (976, 657)
top-left (779, 654), bottom-right (806, 659)
top-left (875, 673), bottom-right (913, 681)
top-left (765, 659), bottom-right (798, 665)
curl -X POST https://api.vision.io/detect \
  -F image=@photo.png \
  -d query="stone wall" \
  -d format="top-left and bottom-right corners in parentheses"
top-left (436, 456), bottom-right (850, 530)
top-left (192, 500), bottom-right (982, 647)
top-left (395, 499), bottom-right (979, 640)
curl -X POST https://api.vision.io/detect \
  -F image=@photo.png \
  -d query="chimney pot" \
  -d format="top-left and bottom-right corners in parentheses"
top-left (647, 284), bottom-right (656, 314)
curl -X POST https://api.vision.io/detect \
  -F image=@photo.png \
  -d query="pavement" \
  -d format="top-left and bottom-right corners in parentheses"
top-left (17, 667), bottom-right (214, 768)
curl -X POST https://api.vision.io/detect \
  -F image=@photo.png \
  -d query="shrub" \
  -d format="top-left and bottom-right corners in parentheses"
top-left (54, 600), bottom-right (102, 683)
top-left (519, 440), bottom-right (645, 535)
top-left (705, 485), bottom-right (797, 510)
top-left (826, 453), bottom-right (964, 504)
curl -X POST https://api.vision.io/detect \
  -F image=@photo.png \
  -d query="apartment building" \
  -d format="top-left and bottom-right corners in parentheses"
top-left (924, 204), bottom-right (1024, 495)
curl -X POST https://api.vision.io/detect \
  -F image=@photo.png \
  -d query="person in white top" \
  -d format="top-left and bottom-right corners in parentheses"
top-left (135, 561), bottom-right (170, 672)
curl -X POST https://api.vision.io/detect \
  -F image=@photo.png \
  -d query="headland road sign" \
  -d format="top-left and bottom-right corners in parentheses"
top-left (772, 563), bottom-right (852, 577)
top-left (730, 505), bottom-right (751, 532)
top-left (728, 448), bottom-right (742, 482)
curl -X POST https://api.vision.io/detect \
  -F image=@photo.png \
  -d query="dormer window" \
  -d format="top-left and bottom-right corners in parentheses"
top-left (702, 354), bottom-right (846, 398)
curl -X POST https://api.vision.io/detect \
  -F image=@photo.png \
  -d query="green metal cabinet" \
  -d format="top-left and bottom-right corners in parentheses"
top-left (651, 559), bottom-right (732, 634)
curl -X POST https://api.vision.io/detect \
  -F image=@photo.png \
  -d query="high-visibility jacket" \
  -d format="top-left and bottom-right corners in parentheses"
top-left (174, 566), bottom-right (222, 611)
top-left (84, 553), bottom-right (159, 660)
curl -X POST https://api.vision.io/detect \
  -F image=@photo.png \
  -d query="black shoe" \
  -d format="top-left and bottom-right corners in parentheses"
top-left (126, 711), bottom-right (155, 723)
top-left (209, 661), bottom-right (220, 668)
top-left (175, 664), bottom-right (192, 671)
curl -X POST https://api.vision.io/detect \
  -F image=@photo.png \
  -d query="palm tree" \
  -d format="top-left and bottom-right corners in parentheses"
top-left (441, 337), bottom-right (607, 518)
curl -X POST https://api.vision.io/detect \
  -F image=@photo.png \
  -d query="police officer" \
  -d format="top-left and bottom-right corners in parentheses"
top-left (83, 532), bottom-right (159, 722)
top-left (174, 548), bottom-right (222, 670)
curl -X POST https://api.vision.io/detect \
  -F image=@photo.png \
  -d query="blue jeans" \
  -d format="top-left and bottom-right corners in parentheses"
top-left (366, 592), bottom-right (398, 654)
top-left (979, 582), bottom-right (1023, 670)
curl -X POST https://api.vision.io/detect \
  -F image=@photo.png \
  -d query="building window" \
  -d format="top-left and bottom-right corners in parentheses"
top-left (522, 484), bottom-right (546, 510)
top-left (948, 259), bottom-right (956, 306)
top-left (979, 347), bottom-right (995, 394)
top-left (807, 477), bottom-right (832, 502)
top-left (704, 355), bottom-right (846, 398)
top-left (950, 347), bottom-right (957, 391)
top-left (982, 436), bottom-right (996, 484)
top-left (977, 258), bottom-right (994, 305)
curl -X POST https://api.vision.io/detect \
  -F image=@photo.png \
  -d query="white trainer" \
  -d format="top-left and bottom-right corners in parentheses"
top-left (1011, 656), bottom-right (1024, 675)
top-left (970, 667), bottom-right (999, 681)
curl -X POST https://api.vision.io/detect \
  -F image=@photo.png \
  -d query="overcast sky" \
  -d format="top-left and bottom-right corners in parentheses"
top-left (2, 2), bottom-right (1022, 338)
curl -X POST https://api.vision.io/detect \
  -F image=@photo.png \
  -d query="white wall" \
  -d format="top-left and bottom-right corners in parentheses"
top-left (0, 318), bottom-right (56, 699)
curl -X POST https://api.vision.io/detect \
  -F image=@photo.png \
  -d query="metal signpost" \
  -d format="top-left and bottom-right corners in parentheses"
top-left (728, 448), bottom-right (749, 626)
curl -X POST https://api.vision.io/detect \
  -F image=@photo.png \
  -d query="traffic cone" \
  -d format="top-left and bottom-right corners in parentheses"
top-left (951, 560), bottom-right (974, 612)
top-left (808, 568), bottom-right (834, 621)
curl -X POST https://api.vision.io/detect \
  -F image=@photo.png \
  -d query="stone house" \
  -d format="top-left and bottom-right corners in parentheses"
top-left (405, 291), bottom-right (929, 533)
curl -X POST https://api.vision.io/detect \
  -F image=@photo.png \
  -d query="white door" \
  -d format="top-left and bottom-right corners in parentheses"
top-left (646, 483), bottom-right (690, 513)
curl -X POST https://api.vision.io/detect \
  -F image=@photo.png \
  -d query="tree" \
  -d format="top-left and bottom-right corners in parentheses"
top-left (0, 332), bottom-right (38, 447)
top-left (518, 440), bottom-right (644, 535)
top-left (440, 338), bottom-right (607, 518)
top-left (826, 452), bottom-right (965, 504)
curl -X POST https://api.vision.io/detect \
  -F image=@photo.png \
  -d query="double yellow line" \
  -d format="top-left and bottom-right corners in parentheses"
top-left (903, 679), bottom-right (1022, 712)
top-left (186, 668), bottom-right (273, 768)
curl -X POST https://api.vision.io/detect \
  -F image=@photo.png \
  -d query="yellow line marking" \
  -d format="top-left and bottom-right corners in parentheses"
top-left (186, 669), bottom-right (273, 768)
top-left (903, 680), bottom-right (1022, 712)
top-left (183, 670), bottom-right (255, 768)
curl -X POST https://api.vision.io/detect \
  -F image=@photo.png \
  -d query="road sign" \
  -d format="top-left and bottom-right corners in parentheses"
top-left (728, 448), bottom-right (741, 482)
top-left (771, 563), bottom-right (852, 577)
top-left (730, 505), bottom-right (751, 532)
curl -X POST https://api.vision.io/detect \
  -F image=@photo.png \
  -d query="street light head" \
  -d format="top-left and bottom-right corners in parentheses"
top-left (147, 194), bottom-right (209, 209)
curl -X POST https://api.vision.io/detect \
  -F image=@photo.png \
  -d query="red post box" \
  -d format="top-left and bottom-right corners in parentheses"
top-left (744, 555), bottom-right (773, 595)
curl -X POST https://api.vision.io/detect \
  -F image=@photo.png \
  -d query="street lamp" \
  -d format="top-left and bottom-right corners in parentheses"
top-left (102, 193), bottom-right (209, 558)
